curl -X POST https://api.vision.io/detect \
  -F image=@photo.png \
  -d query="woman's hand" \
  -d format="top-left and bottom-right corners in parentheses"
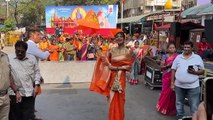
top-left (170, 82), bottom-right (175, 91)
top-left (108, 64), bottom-right (117, 71)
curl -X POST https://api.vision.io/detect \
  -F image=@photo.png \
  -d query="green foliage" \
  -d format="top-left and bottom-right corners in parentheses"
top-left (19, 0), bottom-right (45, 27)
top-left (0, 19), bottom-right (15, 32)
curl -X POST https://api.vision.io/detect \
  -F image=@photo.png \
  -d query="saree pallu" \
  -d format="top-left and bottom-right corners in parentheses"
top-left (139, 45), bottom-right (152, 74)
top-left (156, 54), bottom-right (178, 115)
top-left (90, 53), bottom-right (132, 120)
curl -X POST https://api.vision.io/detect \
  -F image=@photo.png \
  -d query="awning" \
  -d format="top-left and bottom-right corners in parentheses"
top-left (197, 4), bottom-right (213, 15)
top-left (181, 3), bottom-right (213, 18)
top-left (117, 14), bottom-right (146, 24)
top-left (117, 11), bottom-right (163, 24)
top-left (155, 22), bottom-right (204, 30)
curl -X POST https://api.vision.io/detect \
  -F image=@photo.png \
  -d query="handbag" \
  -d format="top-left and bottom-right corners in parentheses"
top-left (87, 53), bottom-right (95, 59)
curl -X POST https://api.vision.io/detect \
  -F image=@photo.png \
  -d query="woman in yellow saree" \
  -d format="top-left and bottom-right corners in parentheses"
top-left (90, 32), bottom-right (132, 120)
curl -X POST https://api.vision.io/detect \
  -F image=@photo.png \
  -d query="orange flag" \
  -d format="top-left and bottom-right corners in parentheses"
top-left (77, 9), bottom-right (100, 29)
top-left (110, 28), bottom-right (122, 38)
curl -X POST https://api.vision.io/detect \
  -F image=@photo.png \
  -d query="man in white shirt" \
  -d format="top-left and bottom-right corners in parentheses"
top-left (9, 41), bottom-right (41, 120)
top-left (26, 27), bottom-right (49, 120)
top-left (26, 28), bottom-right (50, 61)
top-left (171, 41), bottom-right (204, 120)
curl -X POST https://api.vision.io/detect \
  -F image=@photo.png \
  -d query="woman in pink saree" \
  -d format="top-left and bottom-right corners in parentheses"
top-left (90, 32), bottom-right (132, 120)
top-left (156, 42), bottom-right (178, 115)
top-left (80, 37), bottom-right (88, 61)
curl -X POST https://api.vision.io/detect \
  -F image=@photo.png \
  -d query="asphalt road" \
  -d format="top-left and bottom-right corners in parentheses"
top-left (3, 46), bottom-right (190, 120)
top-left (35, 81), bottom-right (190, 120)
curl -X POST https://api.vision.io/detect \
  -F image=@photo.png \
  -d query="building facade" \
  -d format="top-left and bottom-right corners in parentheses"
top-left (123, 0), bottom-right (196, 18)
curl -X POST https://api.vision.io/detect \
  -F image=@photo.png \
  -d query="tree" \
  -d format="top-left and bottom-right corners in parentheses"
top-left (0, 19), bottom-right (15, 32)
top-left (7, 0), bottom-right (48, 27)
top-left (18, 0), bottom-right (46, 27)
top-left (8, 0), bottom-right (34, 28)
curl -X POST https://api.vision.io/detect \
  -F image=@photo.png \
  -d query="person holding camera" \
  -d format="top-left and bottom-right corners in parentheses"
top-left (171, 41), bottom-right (204, 120)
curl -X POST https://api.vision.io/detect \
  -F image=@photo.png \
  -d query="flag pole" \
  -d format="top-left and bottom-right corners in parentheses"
top-left (121, 0), bottom-right (124, 29)
top-left (178, 0), bottom-right (182, 22)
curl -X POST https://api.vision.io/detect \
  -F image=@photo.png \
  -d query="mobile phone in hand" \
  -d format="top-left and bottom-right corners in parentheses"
top-left (204, 77), bottom-right (213, 120)
top-left (188, 65), bottom-right (194, 70)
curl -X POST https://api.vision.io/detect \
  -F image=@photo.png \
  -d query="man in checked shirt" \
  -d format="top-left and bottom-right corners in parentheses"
top-left (8, 41), bottom-right (41, 120)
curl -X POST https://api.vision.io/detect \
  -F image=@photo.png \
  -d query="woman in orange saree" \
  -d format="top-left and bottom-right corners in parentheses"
top-left (48, 39), bottom-right (60, 61)
top-left (90, 32), bottom-right (132, 120)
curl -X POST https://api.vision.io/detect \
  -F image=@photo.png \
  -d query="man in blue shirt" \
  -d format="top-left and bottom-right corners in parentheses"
top-left (26, 26), bottom-right (50, 120)
top-left (171, 41), bottom-right (204, 120)
top-left (26, 28), bottom-right (50, 61)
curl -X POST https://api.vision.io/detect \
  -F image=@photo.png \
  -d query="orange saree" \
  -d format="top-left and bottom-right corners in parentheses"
top-left (90, 48), bottom-right (132, 120)
top-left (48, 45), bottom-right (60, 61)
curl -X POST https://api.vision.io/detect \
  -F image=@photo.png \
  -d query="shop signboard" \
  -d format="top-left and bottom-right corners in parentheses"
top-left (164, 16), bottom-right (174, 22)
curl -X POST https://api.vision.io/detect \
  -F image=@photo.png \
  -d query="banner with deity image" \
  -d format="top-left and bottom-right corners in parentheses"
top-left (45, 5), bottom-right (118, 31)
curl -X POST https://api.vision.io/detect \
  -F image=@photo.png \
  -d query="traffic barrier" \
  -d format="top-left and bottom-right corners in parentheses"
top-left (39, 61), bottom-right (96, 83)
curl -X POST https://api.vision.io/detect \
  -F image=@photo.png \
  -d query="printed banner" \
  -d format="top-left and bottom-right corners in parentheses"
top-left (46, 5), bottom-right (118, 30)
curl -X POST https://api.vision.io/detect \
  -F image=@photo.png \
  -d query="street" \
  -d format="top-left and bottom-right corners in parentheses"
top-left (35, 80), bottom-right (190, 120)
top-left (3, 46), bottom-right (191, 120)
top-left (0, 0), bottom-right (211, 119)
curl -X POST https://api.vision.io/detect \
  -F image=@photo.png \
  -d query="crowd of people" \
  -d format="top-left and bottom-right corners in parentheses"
top-left (0, 25), bottom-right (212, 120)
top-left (21, 30), bottom-right (157, 62)
top-left (89, 31), bottom-right (211, 120)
